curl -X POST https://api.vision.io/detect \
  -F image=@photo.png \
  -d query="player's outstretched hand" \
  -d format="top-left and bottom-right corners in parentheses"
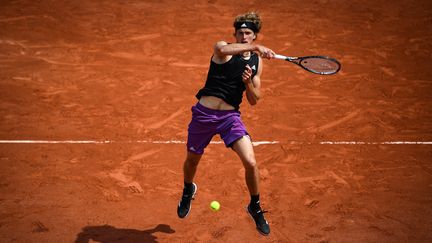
top-left (254, 44), bottom-right (275, 59)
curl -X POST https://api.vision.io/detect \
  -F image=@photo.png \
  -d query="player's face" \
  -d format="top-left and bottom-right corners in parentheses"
top-left (235, 28), bottom-right (256, 44)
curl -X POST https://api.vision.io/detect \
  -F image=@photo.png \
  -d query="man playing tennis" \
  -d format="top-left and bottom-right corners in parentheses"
top-left (177, 12), bottom-right (275, 236)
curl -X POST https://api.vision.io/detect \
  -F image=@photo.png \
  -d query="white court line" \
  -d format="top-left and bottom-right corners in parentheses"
top-left (0, 140), bottom-right (279, 146)
top-left (0, 140), bottom-right (431, 145)
top-left (149, 140), bottom-right (279, 146)
top-left (0, 140), bottom-right (112, 144)
top-left (320, 141), bottom-right (432, 145)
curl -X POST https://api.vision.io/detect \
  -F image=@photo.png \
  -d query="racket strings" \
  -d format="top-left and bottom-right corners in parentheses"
top-left (300, 57), bottom-right (340, 74)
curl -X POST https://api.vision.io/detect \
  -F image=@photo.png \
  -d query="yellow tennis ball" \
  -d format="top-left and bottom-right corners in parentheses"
top-left (210, 201), bottom-right (220, 211)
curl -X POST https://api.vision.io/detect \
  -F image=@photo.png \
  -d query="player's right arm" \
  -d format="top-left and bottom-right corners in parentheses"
top-left (213, 41), bottom-right (274, 64)
top-left (212, 41), bottom-right (232, 64)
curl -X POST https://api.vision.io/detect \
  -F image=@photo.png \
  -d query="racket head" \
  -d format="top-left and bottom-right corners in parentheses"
top-left (298, 56), bottom-right (341, 75)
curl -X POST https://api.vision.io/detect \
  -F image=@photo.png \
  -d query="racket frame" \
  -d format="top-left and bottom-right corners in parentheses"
top-left (274, 54), bottom-right (341, 75)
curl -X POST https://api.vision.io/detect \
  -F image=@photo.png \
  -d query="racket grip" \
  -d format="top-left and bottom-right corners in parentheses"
top-left (274, 54), bottom-right (288, 60)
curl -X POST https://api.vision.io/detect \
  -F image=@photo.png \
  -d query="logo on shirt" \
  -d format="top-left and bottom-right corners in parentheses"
top-left (251, 65), bottom-right (256, 71)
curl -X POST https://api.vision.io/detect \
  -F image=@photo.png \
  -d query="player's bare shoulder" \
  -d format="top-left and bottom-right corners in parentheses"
top-left (212, 41), bottom-right (231, 64)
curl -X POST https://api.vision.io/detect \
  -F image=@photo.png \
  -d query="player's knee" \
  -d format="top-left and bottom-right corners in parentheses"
top-left (243, 157), bottom-right (257, 170)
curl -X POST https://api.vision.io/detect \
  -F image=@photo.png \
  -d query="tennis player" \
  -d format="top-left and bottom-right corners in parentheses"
top-left (177, 12), bottom-right (274, 236)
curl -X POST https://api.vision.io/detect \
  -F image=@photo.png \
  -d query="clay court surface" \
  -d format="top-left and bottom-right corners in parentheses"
top-left (1, 0), bottom-right (432, 242)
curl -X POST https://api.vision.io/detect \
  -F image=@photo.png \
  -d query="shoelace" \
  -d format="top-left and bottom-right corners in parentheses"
top-left (181, 189), bottom-right (195, 201)
top-left (253, 208), bottom-right (269, 215)
top-left (181, 194), bottom-right (193, 201)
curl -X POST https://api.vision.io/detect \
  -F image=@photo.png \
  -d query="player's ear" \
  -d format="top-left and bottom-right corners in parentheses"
top-left (253, 34), bottom-right (257, 40)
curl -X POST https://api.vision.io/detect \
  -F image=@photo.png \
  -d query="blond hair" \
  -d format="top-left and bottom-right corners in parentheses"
top-left (233, 12), bottom-right (262, 33)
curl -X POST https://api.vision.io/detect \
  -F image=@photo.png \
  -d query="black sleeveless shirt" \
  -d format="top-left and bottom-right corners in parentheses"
top-left (196, 53), bottom-right (259, 110)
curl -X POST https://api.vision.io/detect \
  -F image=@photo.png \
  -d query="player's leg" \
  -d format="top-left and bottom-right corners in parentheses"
top-left (232, 136), bottom-right (270, 236)
top-left (232, 136), bottom-right (259, 195)
top-left (177, 151), bottom-right (202, 218)
top-left (178, 103), bottom-right (215, 219)
top-left (183, 151), bottom-right (202, 184)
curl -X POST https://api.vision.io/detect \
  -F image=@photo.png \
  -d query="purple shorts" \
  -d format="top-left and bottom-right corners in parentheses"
top-left (187, 102), bottom-right (249, 154)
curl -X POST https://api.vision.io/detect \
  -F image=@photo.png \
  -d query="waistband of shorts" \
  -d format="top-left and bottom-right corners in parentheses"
top-left (195, 102), bottom-right (239, 115)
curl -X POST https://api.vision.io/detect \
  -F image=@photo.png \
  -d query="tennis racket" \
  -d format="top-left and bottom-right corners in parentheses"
top-left (274, 54), bottom-right (341, 75)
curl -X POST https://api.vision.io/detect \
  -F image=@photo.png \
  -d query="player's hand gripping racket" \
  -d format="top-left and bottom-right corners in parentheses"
top-left (274, 54), bottom-right (341, 75)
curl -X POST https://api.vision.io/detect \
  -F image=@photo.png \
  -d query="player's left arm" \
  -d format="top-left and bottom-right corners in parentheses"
top-left (243, 57), bottom-right (263, 105)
